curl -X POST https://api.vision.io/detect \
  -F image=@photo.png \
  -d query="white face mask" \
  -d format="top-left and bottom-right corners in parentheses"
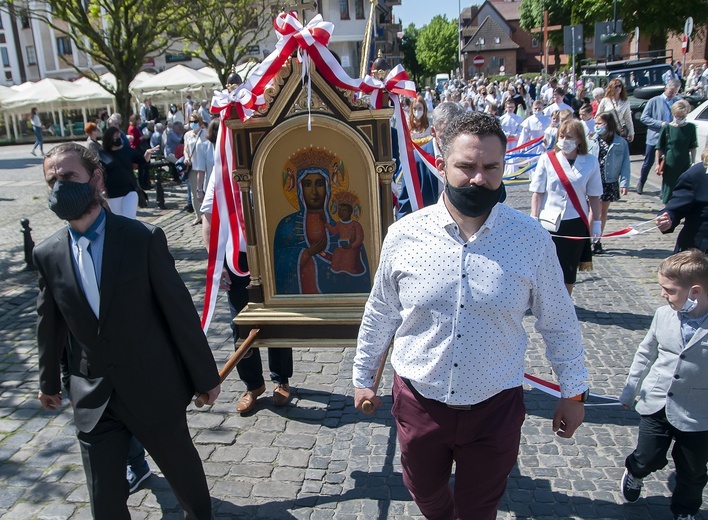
top-left (534, 109), bottom-right (542, 116)
top-left (413, 109), bottom-right (424, 119)
top-left (674, 118), bottom-right (686, 126)
top-left (558, 138), bottom-right (578, 154)
top-left (680, 297), bottom-right (698, 314)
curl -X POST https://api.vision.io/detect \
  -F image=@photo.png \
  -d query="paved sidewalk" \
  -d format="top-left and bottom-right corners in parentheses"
top-left (0, 144), bottom-right (706, 519)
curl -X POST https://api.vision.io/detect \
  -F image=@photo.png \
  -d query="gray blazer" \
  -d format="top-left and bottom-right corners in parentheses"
top-left (620, 305), bottom-right (708, 432)
top-left (640, 94), bottom-right (682, 147)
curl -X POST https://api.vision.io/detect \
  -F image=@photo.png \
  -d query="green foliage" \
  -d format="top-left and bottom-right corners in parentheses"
top-left (5, 0), bottom-right (180, 126)
top-left (416, 15), bottom-right (458, 78)
top-left (172, 0), bottom-right (274, 88)
top-left (400, 23), bottom-right (423, 86)
top-left (519, 0), bottom-right (572, 48)
top-left (573, 0), bottom-right (708, 46)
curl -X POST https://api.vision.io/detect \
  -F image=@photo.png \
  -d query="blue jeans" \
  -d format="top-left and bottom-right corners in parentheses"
top-left (639, 144), bottom-right (657, 186)
top-left (32, 126), bottom-right (43, 151)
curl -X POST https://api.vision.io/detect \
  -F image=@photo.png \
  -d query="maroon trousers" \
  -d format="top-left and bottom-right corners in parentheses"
top-left (392, 373), bottom-right (526, 520)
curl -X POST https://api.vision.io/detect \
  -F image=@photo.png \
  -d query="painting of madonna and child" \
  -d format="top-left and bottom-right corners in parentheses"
top-left (271, 145), bottom-right (374, 296)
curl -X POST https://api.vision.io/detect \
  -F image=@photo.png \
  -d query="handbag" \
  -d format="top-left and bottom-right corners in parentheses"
top-left (539, 208), bottom-right (562, 232)
top-left (612, 104), bottom-right (628, 137)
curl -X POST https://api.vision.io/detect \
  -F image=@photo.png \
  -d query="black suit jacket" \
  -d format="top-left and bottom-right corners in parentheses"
top-left (662, 162), bottom-right (708, 253)
top-left (34, 212), bottom-right (219, 433)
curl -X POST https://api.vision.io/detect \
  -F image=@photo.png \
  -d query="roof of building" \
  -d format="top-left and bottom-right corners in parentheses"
top-left (462, 15), bottom-right (520, 52)
top-left (489, 0), bottom-right (520, 22)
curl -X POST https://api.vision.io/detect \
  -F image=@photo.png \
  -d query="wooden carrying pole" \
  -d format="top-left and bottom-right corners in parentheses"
top-left (194, 328), bottom-right (261, 408)
top-left (358, 0), bottom-right (379, 78)
top-left (361, 341), bottom-right (392, 413)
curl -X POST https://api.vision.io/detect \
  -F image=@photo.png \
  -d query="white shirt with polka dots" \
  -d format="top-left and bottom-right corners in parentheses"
top-left (353, 198), bottom-right (588, 405)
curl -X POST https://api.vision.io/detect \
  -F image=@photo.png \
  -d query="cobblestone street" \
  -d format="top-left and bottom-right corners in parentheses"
top-left (0, 143), bottom-right (706, 519)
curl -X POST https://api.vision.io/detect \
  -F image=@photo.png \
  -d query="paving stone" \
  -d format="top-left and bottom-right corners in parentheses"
top-left (0, 153), bottom-right (706, 519)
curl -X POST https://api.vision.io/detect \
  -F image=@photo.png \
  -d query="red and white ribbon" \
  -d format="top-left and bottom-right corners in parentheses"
top-left (552, 219), bottom-right (659, 241)
top-left (203, 12), bottom-right (421, 330)
top-left (201, 100), bottom-right (249, 333)
top-left (523, 373), bottom-right (620, 407)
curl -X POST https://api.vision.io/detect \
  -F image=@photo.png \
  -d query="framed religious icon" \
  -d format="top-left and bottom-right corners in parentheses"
top-left (251, 113), bottom-right (382, 307)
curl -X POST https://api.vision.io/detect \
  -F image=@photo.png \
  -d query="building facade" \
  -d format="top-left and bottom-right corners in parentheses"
top-left (0, 0), bottom-right (401, 87)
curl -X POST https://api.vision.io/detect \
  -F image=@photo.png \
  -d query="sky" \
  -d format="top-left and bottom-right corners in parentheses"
top-left (392, 0), bottom-right (466, 29)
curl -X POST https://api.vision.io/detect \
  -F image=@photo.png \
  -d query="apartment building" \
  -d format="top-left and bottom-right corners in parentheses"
top-left (0, 0), bottom-right (402, 87)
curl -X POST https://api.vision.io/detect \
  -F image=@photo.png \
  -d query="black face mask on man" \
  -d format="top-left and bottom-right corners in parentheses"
top-left (444, 181), bottom-right (503, 218)
top-left (48, 180), bottom-right (96, 221)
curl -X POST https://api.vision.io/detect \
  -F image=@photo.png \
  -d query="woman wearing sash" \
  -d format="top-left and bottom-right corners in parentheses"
top-left (530, 119), bottom-right (603, 295)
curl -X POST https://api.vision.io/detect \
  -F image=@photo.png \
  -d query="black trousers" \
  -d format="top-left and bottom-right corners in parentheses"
top-left (77, 392), bottom-right (211, 520)
top-left (625, 408), bottom-right (708, 516)
top-left (226, 257), bottom-right (293, 391)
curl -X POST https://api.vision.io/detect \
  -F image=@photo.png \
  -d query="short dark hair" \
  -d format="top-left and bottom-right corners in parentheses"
top-left (44, 142), bottom-right (103, 178)
top-left (439, 112), bottom-right (506, 161)
top-left (659, 250), bottom-right (708, 289)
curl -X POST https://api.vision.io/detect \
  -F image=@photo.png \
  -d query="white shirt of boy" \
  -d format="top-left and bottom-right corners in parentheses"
top-left (519, 111), bottom-right (550, 146)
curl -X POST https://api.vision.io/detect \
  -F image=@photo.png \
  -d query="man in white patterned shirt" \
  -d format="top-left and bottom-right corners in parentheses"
top-left (353, 112), bottom-right (588, 519)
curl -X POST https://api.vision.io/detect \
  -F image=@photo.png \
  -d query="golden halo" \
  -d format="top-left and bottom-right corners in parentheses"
top-left (281, 146), bottom-right (348, 210)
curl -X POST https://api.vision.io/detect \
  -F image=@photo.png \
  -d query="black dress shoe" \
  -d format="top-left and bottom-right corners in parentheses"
top-left (636, 183), bottom-right (644, 195)
top-left (183, 204), bottom-right (194, 213)
top-left (593, 241), bottom-right (603, 255)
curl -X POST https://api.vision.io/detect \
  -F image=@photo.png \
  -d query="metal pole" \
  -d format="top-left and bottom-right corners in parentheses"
top-left (571, 26), bottom-right (576, 95)
top-left (458, 0), bottom-right (461, 78)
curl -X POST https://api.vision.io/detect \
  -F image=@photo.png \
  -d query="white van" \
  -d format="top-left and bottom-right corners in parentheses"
top-left (435, 73), bottom-right (450, 95)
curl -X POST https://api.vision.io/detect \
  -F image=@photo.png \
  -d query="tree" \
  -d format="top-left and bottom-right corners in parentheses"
top-left (7, 0), bottom-right (178, 127)
top-left (519, 0), bottom-right (573, 71)
top-left (173, 0), bottom-right (274, 88)
top-left (400, 23), bottom-right (423, 86)
top-left (416, 15), bottom-right (458, 79)
top-left (573, 0), bottom-right (708, 50)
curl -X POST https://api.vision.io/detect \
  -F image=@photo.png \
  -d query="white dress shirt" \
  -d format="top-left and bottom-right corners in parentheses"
top-left (353, 200), bottom-right (588, 405)
top-left (529, 152), bottom-right (603, 221)
top-left (543, 101), bottom-right (572, 116)
top-left (519, 113), bottom-right (551, 146)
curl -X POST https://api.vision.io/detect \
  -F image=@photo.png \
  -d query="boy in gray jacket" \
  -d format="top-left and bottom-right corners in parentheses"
top-left (620, 249), bottom-right (708, 520)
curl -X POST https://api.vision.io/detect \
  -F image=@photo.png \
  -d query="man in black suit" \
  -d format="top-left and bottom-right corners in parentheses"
top-left (656, 148), bottom-right (708, 253)
top-left (35, 143), bottom-right (220, 519)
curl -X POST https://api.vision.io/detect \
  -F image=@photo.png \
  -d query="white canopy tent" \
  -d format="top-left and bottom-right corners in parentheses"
top-left (131, 64), bottom-right (222, 112)
top-left (1, 77), bottom-right (116, 141)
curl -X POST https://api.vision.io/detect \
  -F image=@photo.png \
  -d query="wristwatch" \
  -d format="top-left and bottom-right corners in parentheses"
top-left (568, 388), bottom-right (589, 402)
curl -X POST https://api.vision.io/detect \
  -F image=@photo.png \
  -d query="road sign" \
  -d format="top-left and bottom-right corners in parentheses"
top-left (563, 25), bottom-right (584, 55)
top-left (685, 16), bottom-right (694, 37)
top-left (473, 55), bottom-right (485, 67)
top-left (594, 20), bottom-right (623, 56)
top-left (682, 35), bottom-right (688, 55)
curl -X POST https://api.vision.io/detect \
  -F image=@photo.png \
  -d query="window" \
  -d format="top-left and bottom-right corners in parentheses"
top-left (494, 37), bottom-right (500, 44)
top-left (26, 45), bottom-right (36, 65)
top-left (0, 34), bottom-right (5, 44)
top-left (21, 15), bottom-right (29, 29)
top-left (355, 0), bottom-right (364, 19)
top-left (499, 57), bottom-right (505, 67)
top-left (532, 38), bottom-right (539, 48)
top-left (1, 47), bottom-right (9, 68)
top-left (5, 71), bottom-right (11, 81)
top-left (56, 36), bottom-right (72, 56)
top-left (339, 0), bottom-right (350, 20)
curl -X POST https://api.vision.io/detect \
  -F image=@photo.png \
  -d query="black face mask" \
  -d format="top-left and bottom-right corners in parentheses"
top-left (48, 180), bottom-right (96, 221)
top-left (112, 137), bottom-right (122, 147)
top-left (445, 182), bottom-right (503, 218)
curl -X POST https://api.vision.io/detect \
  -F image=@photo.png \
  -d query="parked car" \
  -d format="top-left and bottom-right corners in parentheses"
top-left (686, 99), bottom-right (708, 153)
top-left (581, 51), bottom-right (706, 152)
